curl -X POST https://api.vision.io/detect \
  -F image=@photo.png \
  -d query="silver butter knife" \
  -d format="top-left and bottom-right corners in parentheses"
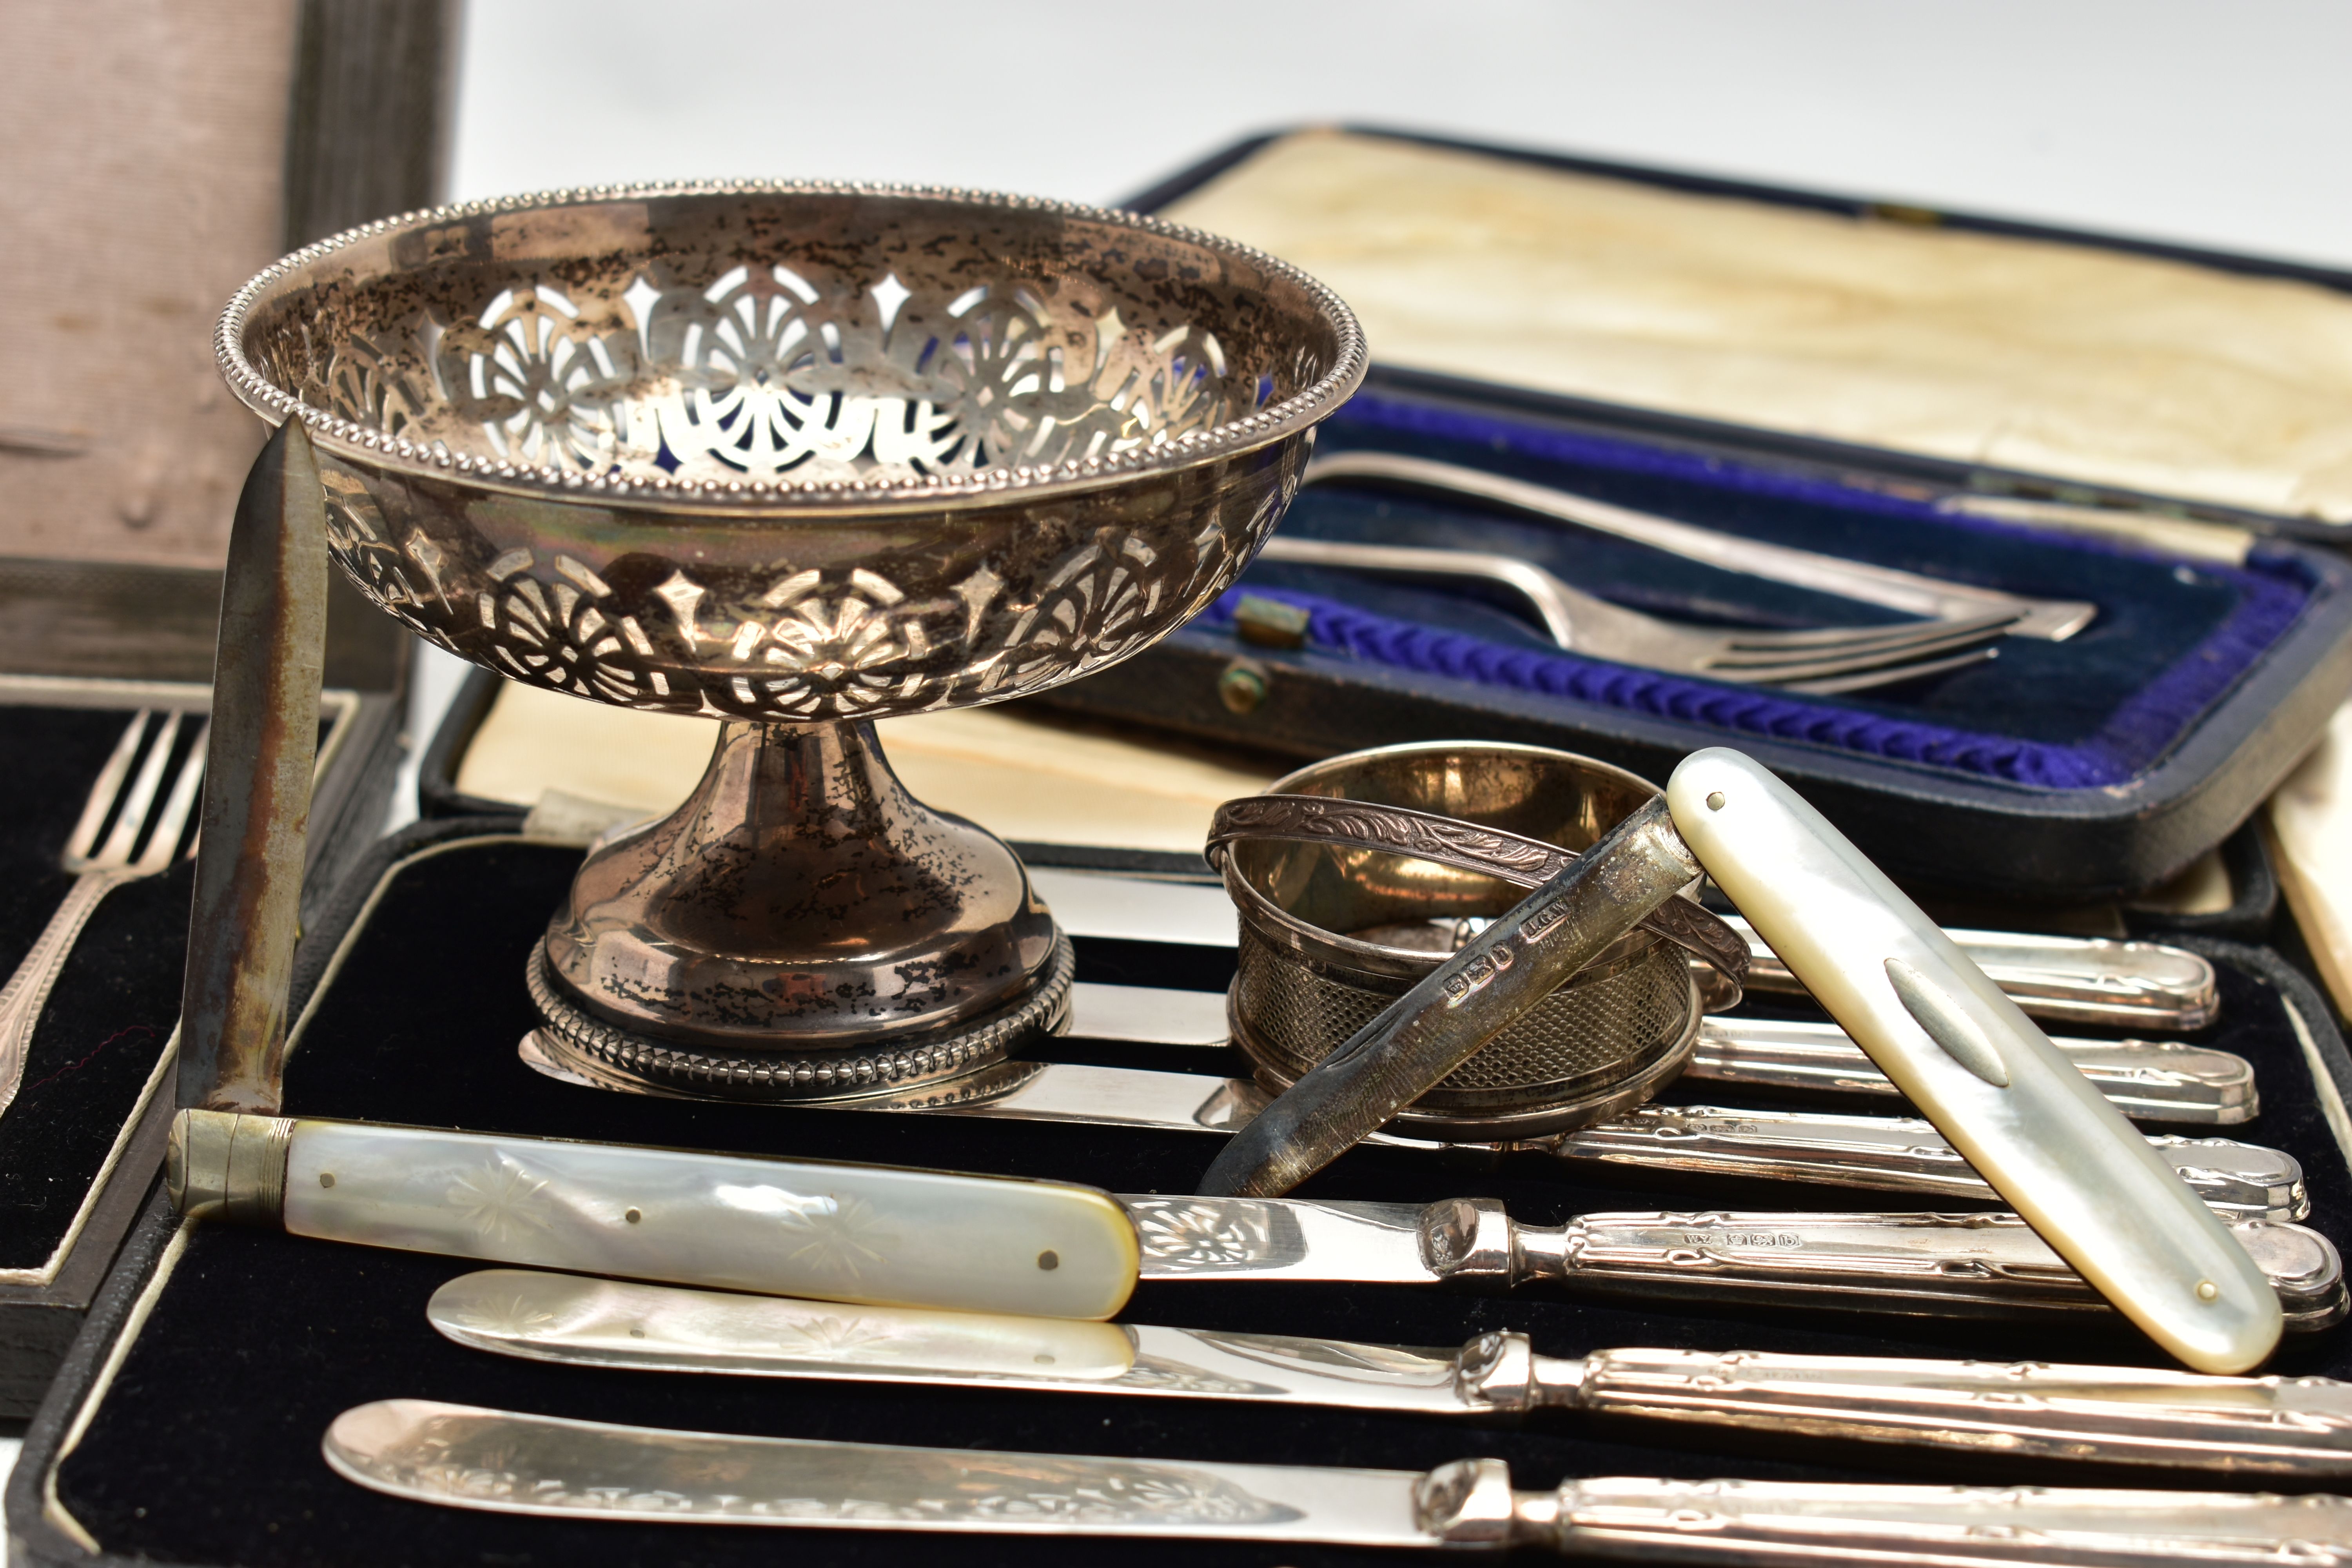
top-left (520, 1041), bottom-right (2303, 1219)
top-left (1067, 982), bottom-right (2258, 1125)
top-left (1118, 1194), bottom-right (2344, 1330)
top-left (329, 1399), bottom-right (2352, 1563)
top-left (429, 1269), bottom-right (2352, 1477)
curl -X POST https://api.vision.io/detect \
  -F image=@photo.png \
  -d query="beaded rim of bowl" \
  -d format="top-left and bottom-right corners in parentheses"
top-left (214, 178), bottom-right (1368, 513)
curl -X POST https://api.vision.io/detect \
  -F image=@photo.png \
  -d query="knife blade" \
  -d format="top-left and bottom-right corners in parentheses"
top-left (521, 1042), bottom-right (2303, 1221)
top-left (178, 419), bottom-right (328, 1112)
top-left (426, 1268), bottom-right (2352, 1476)
top-left (327, 1399), bottom-right (2352, 1562)
top-left (1063, 982), bottom-right (2259, 1125)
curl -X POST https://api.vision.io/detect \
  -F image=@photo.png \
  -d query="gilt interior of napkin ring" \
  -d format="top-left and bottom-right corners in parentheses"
top-left (1216, 741), bottom-right (1702, 1139)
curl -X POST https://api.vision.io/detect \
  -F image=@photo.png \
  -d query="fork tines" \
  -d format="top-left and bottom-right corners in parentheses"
top-left (64, 711), bottom-right (209, 873)
top-left (1705, 610), bottom-right (2021, 694)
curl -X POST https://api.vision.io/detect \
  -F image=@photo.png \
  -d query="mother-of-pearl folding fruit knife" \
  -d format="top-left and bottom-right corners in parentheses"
top-left (1666, 748), bottom-right (2280, 1374)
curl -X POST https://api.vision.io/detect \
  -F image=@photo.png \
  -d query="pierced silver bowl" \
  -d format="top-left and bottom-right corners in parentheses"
top-left (218, 180), bottom-right (1364, 1098)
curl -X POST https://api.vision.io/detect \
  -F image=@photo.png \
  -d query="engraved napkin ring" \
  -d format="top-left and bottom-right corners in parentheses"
top-left (1207, 742), bottom-right (1743, 1140)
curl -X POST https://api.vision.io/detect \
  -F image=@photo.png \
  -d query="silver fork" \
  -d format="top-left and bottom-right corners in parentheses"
top-left (1303, 450), bottom-right (2098, 640)
top-left (0, 710), bottom-right (208, 1117)
top-left (1256, 535), bottom-right (2018, 693)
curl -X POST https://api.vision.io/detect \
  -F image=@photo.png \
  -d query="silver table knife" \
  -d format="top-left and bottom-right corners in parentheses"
top-left (524, 1042), bottom-right (2304, 1220)
top-left (1118, 1194), bottom-right (2344, 1330)
top-left (1067, 982), bottom-right (2258, 1125)
top-left (429, 1268), bottom-right (2352, 1477)
top-left (1028, 870), bottom-right (2222, 1033)
top-left (328, 1399), bottom-right (2352, 1563)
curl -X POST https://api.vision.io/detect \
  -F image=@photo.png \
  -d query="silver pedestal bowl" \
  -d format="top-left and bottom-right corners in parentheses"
top-left (217, 180), bottom-right (1364, 1099)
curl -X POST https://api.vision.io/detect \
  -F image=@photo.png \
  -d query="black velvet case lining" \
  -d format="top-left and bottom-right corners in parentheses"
top-left (0, 706), bottom-right (189, 1274)
top-left (50, 829), bottom-right (2352, 1566)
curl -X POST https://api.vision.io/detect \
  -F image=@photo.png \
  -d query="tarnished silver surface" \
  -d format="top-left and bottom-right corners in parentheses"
top-left (1687, 1016), bottom-right (2257, 1124)
top-left (428, 1268), bottom-right (2352, 1475)
top-left (1060, 981), bottom-right (2261, 1125)
top-left (166, 1109), bottom-right (293, 1226)
top-left (178, 421), bottom-right (327, 1111)
top-left (222, 183), bottom-right (1364, 517)
top-left (218, 183), bottom-right (1362, 1059)
top-left (1725, 916), bottom-right (2222, 1032)
top-left (1123, 1195), bottom-right (2346, 1328)
top-left (1206, 789), bottom-right (1749, 982)
top-left (1301, 450), bottom-right (2099, 640)
top-left (528, 931), bottom-right (1076, 1098)
top-left (1219, 744), bottom-right (1704, 1134)
top-left (1201, 797), bottom-right (1702, 1195)
top-left (1255, 535), bottom-right (2016, 691)
top-left (217, 183), bottom-right (1362, 718)
top-left (326, 1400), bottom-right (2352, 1561)
top-left (519, 1042), bottom-right (2298, 1216)
top-left (542, 719), bottom-right (1067, 1050)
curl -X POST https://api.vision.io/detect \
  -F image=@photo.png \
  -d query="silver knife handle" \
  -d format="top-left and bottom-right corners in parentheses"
top-left (1543, 1106), bottom-right (2307, 1221)
top-left (1413, 1204), bottom-right (2345, 1328)
top-left (1514, 1347), bottom-right (2352, 1475)
top-left (1722, 915), bottom-right (2221, 1033)
top-left (1690, 1016), bottom-right (2258, 1125)
top-left (1508, 1474), bottom-right (2352, 1565)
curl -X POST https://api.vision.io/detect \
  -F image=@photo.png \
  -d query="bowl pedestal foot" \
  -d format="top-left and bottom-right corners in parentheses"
top-left (532, 716), bottom-right (1069, 1100)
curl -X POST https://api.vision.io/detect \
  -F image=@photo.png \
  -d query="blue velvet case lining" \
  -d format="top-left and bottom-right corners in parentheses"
top-left (1223, 393), bottom-right (2316, 790)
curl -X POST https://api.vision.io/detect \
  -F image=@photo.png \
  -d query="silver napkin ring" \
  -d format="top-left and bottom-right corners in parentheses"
top-left (1209, 755), bottom-right (1731, 1140)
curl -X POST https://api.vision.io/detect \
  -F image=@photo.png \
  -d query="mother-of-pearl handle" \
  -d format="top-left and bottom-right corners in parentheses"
top-left (1664, 749), bottom-right (2279, 1374)
top-left (170, 1109), bottom-right (1140, 1319)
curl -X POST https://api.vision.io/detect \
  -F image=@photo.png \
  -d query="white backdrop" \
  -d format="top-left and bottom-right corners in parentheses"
top-left (452, 0), bottom-right (2352, 263)
top-left (392, 0), bottom-right (2352, 823)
